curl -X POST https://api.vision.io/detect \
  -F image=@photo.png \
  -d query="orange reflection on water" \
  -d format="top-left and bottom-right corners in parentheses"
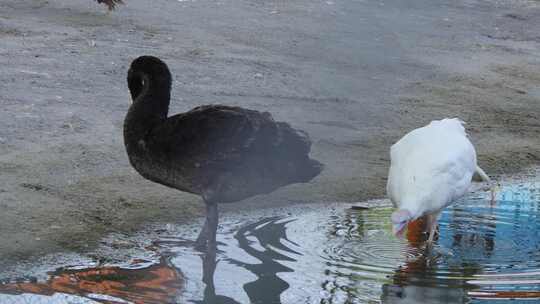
top-left (391, 216), bottom-right (430, 281)
top-left (0, 258), bottom-right (183, 304)
top-left (469, 290), bottom-right (540, 299)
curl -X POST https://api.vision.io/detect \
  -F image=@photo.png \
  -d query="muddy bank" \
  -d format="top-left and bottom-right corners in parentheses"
top-left (0, 0), bottom-right (539, 264)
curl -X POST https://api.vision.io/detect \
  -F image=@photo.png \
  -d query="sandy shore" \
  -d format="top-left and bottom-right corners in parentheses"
top-left (0, 0), bottom-right (538, 264)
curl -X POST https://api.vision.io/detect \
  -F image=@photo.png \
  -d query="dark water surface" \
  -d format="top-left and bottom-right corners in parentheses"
top-left (1, 177), bottom-right (539, 303)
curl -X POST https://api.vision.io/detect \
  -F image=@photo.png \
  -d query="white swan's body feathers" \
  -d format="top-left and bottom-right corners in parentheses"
top-left (387, 118), bottom-right (487, 240)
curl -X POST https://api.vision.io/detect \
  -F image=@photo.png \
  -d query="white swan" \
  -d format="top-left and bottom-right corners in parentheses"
top-left (387, 118), bottom-right (491, 242)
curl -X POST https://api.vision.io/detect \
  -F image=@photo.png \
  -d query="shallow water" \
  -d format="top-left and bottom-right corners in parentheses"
top-left (1, 176), bottom-right (539, 303)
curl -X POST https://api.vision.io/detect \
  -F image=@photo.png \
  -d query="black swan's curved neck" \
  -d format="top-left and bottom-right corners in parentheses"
top-left (124, 62), bottom-right (172, 152)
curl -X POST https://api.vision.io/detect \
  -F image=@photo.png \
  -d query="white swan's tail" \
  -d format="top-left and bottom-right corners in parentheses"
top-left (475, 165), bottom-right (491, 183)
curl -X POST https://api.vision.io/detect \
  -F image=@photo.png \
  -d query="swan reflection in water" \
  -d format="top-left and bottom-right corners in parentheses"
top-left (381, 217), bottom-right (469, 304)
top-left (382, 190), bottom-right (540, 303)
top-left (195, 185), bottom-right (540, 303)
top-left (195, 216), bottom-right (299, 304)
top-left (0, 216), bottom-right (299, 304)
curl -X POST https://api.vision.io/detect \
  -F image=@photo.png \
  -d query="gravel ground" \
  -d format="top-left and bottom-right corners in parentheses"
top-left (0, 0), bottom-right (538, 264)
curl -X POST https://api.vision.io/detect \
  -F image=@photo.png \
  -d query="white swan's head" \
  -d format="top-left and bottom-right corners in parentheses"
top-left (391, 209), bottom-right (412, 238)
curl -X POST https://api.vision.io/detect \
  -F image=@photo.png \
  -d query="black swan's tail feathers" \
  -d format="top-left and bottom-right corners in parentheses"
top-left (274, 122), bottom-right (323, 183)
top-left (275, 122), bottom-right (311, 155)
top-left (296, 157), bottom-right (324, 183)
top-left (96, 0), bottom-right (124, 10)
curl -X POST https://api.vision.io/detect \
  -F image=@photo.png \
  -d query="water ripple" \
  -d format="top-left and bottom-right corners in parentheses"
top-left (1, 177), bottom-right (540, 303)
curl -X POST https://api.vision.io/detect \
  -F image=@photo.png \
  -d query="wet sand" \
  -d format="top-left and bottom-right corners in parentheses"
top-left (0, 0), bottom-right (539, 264)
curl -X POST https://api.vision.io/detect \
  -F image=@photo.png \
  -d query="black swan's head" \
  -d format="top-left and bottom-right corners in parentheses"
top-left (127, 56), bottom-right (172, 102)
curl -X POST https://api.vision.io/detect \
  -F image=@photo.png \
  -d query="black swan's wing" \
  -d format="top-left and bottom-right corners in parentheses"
top-left (147, 105), bottom-right (322, 202)
top-left (148, 105), bottom-right (276, 166)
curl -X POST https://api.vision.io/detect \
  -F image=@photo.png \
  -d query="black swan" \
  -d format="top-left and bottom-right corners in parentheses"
top-left (96, 0), bottom-right (123, 10)
top-left (124, 56), bottom-right (323, 250)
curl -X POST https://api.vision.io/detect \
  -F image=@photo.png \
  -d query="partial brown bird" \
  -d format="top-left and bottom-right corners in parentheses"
top-left (124, 56), bottom-right (323, 251)
top-left (96, 0), bottom-right (123, 10)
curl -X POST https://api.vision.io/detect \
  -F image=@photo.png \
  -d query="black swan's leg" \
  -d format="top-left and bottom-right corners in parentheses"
top-left (198, 202), bottom-right (218, 300)
top-left (195, 218), bottom-right (210, 249)
top-left (202, 232), bottom-right (218, 299)
top-left (207, 203), bottom-right (218, 245)
top-left (195, 202), bottom-right (219, 252)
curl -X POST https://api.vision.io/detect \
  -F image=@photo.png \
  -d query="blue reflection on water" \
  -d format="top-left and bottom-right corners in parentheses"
top-left (383, 180), bottom-right (540, 304)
